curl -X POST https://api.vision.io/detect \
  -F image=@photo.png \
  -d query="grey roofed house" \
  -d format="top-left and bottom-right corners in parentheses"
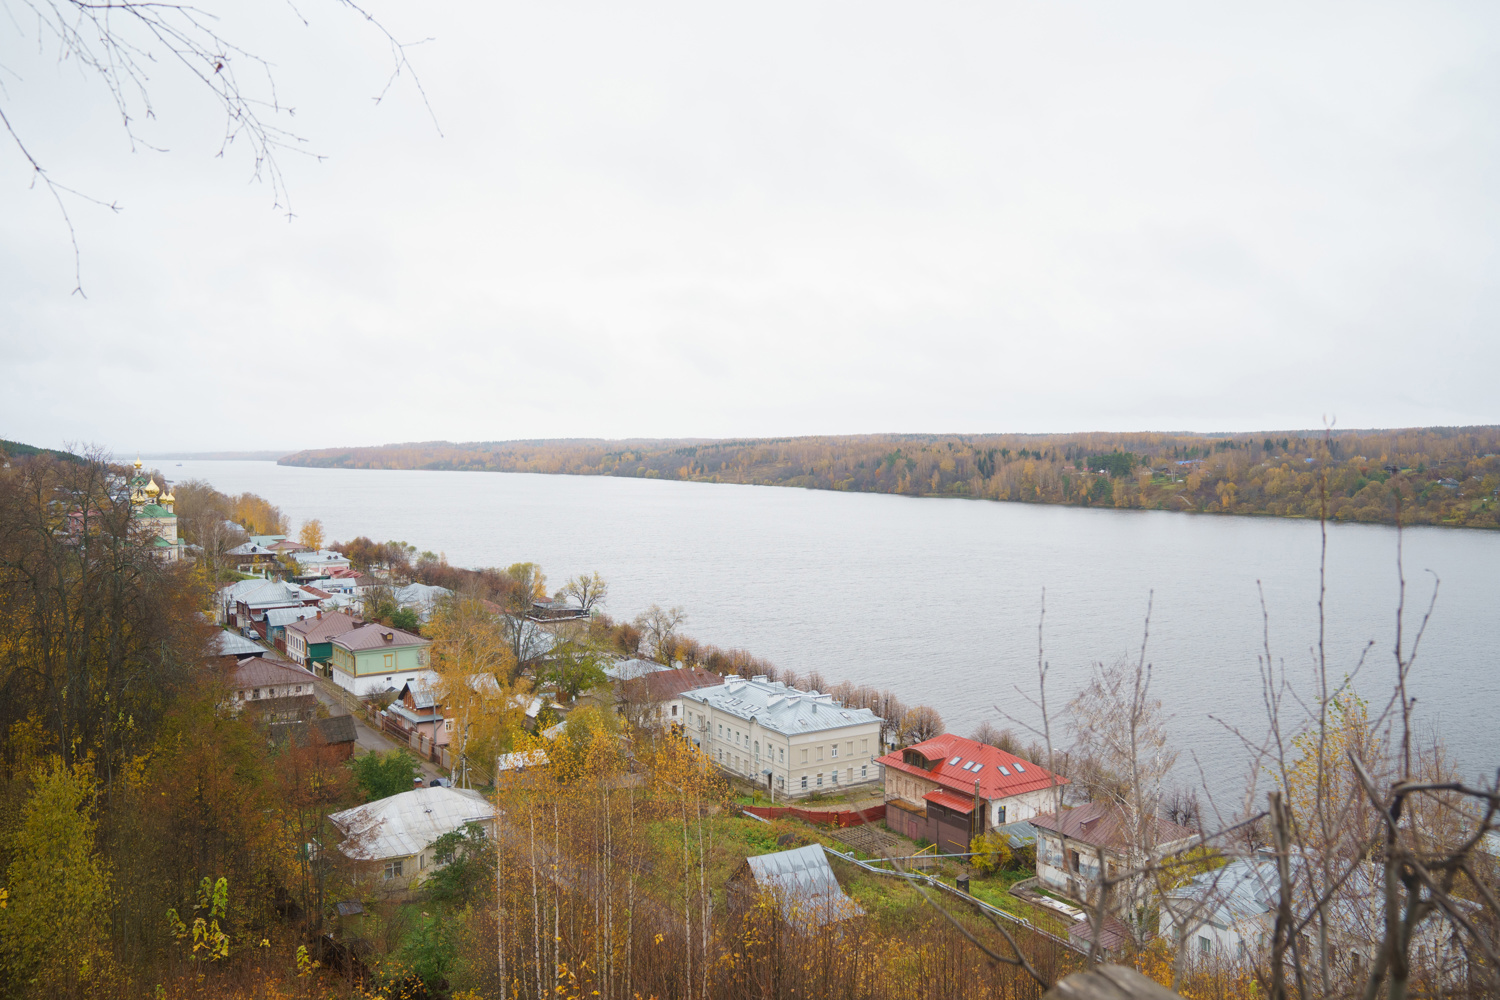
top-left (266, 606), bottom-right (318, 629)
top-left (603, 658), bottom-right (675, 683)
top-left (330, 786), bottom-right (497, 861)
top-left (227, 541), bottom-right (277, 556)
top-left (732, 843), bottom-right (864, 929)
top-left (238, 580), bottom-right (320, 610)
top-left (213, 630), bottom-right (267, 658)
top-left (682, 676), bottom-right (883, 737)
top-left (1163, 856), bottom-right (1279, 930)
top-left (394, 583), bottom-right (452, 621)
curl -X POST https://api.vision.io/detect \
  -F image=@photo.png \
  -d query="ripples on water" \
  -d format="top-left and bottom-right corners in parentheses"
top-left (158, 460), bottom-right (1499, 803)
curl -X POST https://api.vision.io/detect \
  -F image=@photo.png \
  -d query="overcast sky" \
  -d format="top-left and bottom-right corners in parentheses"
top-left (2, 2), bottom-right (1497, 454)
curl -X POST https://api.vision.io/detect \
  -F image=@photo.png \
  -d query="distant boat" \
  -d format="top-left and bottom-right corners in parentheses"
top-left (176, 463), bottom-right (183, 466)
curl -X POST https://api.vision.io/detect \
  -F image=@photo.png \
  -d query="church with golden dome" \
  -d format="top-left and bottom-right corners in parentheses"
top-left (129, 458), bottom-right (185, 562)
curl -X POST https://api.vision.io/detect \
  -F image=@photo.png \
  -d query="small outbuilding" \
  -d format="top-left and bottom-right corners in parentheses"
top-left (726, 843), bottom-right (864, 931)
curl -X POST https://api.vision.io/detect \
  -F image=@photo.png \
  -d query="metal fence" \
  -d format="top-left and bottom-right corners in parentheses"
top-left (822, 846), bottom-right (1084, 954)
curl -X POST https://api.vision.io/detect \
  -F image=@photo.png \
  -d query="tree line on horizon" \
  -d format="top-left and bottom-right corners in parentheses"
top-left (280, 426), bottom-right (1500, 529)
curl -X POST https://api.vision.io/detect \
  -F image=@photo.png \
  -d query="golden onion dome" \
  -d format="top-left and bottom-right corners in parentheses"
top-left (134, 457), bottom-right (143, 469)
top-left (130, 489), bottom-right (144, 504)
top-left (144, 478), bottom-right (161, 497)
top-left (162, 491), bottom-right (176, 504)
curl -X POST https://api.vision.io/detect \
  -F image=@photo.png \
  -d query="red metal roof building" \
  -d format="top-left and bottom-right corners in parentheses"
top-left (877, 733), bottom-right (1067, 855)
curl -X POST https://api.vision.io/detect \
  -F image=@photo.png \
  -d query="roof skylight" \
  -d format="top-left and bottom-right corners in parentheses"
top-left (949, 756), bottom-right (962, 765)
top-left (1013, 762), bottom-right (1026, 772)
top-left (998, 765), bottom-right (1011, 776)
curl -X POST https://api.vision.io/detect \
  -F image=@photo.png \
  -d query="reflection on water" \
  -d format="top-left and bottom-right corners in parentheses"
top-left (155, 460), bottom-right (1500, 799)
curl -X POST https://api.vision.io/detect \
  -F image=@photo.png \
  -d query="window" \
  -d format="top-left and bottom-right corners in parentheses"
top-left (832, 770), bottom-right (839, 785)
top-left (816, 773), bottom-right (823, 787)
top-left (779, 747), bottom-right (784, 762)
top-left (253, 689), bottom-right (261, 699)
top-left (718, 724), bottom-right (723, 738)
top-left (383, 860), bottom-right (404, 881)
top-left (800, 748), bottom-right (808, 764)
top-left (1198, 936), bottom-right (1211, 956)
top-left (831, 744), bottom-right (839, 758)
top-left (996, 805), bottom-right (1007, 824)
top-left (383, 653), bottom-right (394, 669)
top-left (419, 852), bottom-right (427, 870)
top-left (445, 718), bottom-right (454, 733)
top-left (1068, 850), bottom-right (1080, 873)
top-left (860, 764), bottom-right (868, 779)
top-left (801, 776), bottom-right (808, 790)
top-left (753, 741), bottom-right (759, 756)
top-left (671, 705), bottom-right (678, 716)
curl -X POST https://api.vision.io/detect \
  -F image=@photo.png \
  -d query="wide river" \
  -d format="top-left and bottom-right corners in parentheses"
top-left (158, 460), bottom-right (1498, 806)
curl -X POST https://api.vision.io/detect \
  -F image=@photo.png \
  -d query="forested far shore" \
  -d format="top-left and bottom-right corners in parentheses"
top-left (280, 426), bottom-right (1500, 529)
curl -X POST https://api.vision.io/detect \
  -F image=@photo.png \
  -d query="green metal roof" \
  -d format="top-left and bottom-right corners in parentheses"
top-left (138, 504), bottom-right (176, 518)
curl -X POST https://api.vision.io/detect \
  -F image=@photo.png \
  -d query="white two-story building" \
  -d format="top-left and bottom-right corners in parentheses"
top-left (681, 676), bottom-right (884, 797)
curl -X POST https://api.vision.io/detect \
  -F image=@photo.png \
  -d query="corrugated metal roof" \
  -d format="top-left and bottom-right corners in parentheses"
top-left (744, 843), bottom-right (864, 928)
top-left (330, 787), bottom-right (496, 861)
top-left (924, 789), bottom-right (976, 814)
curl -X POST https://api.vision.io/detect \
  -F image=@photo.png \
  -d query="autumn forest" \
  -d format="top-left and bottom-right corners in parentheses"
top-left (281, 427), bottom-right (1500, 530)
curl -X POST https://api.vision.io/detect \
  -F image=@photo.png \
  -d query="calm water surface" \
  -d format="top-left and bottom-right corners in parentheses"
top-left (155, 460), bottom-right (1499, 802)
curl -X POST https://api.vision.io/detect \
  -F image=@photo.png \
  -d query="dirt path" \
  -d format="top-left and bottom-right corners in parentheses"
top-left (307, 674), bottom-right (444, 783)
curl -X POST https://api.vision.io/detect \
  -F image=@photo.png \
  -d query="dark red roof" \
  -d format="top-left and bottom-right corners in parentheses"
top-left (924, 789), bottom-right (976, 814)
top-left (285, 612), bottom-right (365, 643)
top-left (1030, 801), bottom-right (1196, 852)
top-left (626, 667), bottom-right (723, 703)
top-left (332, 623), bottom-right (429, 652)
top-left (876, 733), bottom-right (1067, 802)
top-left (227, 658), bottom-right (316, 690)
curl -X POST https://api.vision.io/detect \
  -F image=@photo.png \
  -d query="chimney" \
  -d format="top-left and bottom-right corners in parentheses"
top-left (317, 610), bottom-right (323, 619)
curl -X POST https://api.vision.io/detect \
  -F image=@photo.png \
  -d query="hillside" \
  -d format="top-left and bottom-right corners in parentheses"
top-left (0, 438), bottom-right (83, 463)
top-left (280, 427), bottom-right (1500, 529)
